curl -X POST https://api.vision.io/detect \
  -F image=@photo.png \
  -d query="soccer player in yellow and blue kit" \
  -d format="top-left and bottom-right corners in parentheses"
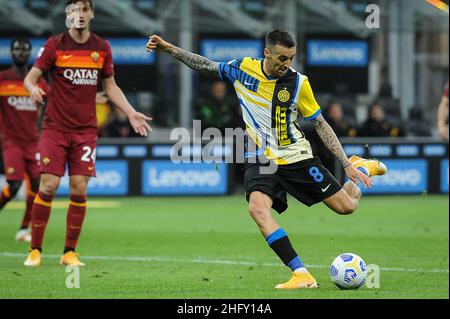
top-left (146, 29), bottom-right (387, 289)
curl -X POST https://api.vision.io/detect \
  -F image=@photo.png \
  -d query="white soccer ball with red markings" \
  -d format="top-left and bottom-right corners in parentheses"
top-left (330, 253), bottom-right (367, 290)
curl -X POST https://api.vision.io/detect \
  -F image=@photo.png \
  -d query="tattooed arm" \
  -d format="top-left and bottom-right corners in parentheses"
top-left (146, 34), bottom-right (219, 77)
top-left (164, 45), bottom-right (219, 76)
top-left (312, 114), bottom-right (372, 187)
top-left (312, 114), bottom-right (351, 168)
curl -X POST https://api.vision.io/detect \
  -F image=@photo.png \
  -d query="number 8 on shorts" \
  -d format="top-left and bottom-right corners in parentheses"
top-left (308, 166), bottom-right (324, 183)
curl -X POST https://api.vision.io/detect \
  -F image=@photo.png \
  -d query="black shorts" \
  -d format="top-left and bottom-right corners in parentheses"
top-left (244, 157), bottom-right (342, 214)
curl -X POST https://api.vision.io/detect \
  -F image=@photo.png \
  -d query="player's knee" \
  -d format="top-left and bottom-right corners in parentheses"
top-left (337, 201), bottom-right (358, 215)
top-left (7, 181), bottom-right (22, 197)
top-left (69, 180), bottom-right (88, 195)
top-left (40, 178), bottom-right (59, 195)
top-left (339, 208), bottom-right (355, 215)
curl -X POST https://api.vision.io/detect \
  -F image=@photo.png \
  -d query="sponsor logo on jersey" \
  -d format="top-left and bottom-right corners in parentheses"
top-left (274, 105), bottom-right (292, 146)
top-left (7, 96), bottom-right (38, 111)
top-left (63, 68), bottom-right (99, 85)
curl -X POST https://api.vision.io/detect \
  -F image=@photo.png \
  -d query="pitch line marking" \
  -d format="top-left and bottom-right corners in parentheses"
top-left (1, 252), bottom-right (448, 274)
top-left (4, 201), bottom-right (121, 209)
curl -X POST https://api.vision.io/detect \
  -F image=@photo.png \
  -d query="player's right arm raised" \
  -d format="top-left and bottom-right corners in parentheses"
top-left (146, 35), bottom-right (219, 77)
top-left (24, 67), bottom-right (46, 107)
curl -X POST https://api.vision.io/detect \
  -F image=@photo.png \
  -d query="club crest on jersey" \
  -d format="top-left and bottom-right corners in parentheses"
top-left (91, 51), bottom-right (100, 62)
top-left (6, 167), bottom-right (15, 175)
top-left (278, 88), bottom-right (290, 103)
top-left (42, 157), bottom-right (50, 166)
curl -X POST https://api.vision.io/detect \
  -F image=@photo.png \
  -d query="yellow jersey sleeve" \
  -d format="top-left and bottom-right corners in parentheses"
top-left (298, 77), bottom-right (321, 120)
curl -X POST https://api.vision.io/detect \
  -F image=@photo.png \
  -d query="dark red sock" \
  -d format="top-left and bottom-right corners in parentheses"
top-left (0, 186), bottom-right (12, 210)
top-left (21, 191), bottom-right (36, 229)
top-left (30, 191), bottom-right (54, 251)
top-left (65, 194), bottom-right (87, 251)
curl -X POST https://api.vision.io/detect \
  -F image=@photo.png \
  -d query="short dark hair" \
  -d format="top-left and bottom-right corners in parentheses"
top-left (266, 29), bottom-right (296, 48)
top-left (10, 38), bottom-right (32, 51)
top-left (66, 0), bottom-right (94, 10)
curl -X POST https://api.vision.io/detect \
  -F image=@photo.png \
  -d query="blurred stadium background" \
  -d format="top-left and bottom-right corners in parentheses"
top-left (0, 0), bottom-right (448, 197)
top-left (0, 0), bottom-right (448, 299)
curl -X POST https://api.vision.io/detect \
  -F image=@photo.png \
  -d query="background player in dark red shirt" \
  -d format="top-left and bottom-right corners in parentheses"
top-left (0, 38), bottom-right (50, 242)
top-left (23, 0), bottom-right (152, 267)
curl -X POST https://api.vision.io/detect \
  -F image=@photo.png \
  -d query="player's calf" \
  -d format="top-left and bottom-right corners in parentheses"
top-left (64, 194), bottom-right (87, 254)
top-left (248, 192), bottom-right (279, 235)
top-left (29, 191), bottom-right (55, 252)
top-left (248, 203), bottom-right (273, 230)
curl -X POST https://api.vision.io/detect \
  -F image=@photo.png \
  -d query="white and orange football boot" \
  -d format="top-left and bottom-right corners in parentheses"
top-left (15, 229), bottom-right (31, 242)
top-left (60, 251), bottom-right (85, 266)
top-left (24, 248), bottom-right (41, 267)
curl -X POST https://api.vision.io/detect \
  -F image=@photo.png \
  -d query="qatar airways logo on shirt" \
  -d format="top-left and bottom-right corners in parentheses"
top-left (7, 96), bottom-right (37, 111)
top-left (63, 69), bottom-right (99, 85)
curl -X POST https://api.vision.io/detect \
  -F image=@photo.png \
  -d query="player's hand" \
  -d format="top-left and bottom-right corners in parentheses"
top-left (146, 35), bottom-right (170, 53)
top-left (344, 164), bottom-right (373, 189)
top-left (95, 91), bottom-right (109, 104)
top-left (30, 86), bottom-right (46, 107)
top-left (129, 111), bottom-right (153, 137)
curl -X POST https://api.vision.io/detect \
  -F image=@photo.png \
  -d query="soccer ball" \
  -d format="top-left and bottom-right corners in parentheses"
top-left (330, 253), bottom-right (367, 290)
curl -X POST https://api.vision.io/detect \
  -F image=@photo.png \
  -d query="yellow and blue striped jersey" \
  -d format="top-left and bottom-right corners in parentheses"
top-left (218, 57), bottom-right (321, 164)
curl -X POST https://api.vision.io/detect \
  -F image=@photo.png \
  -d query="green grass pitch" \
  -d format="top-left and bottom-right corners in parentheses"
top-left (0, 195), bottom-right (448, 299)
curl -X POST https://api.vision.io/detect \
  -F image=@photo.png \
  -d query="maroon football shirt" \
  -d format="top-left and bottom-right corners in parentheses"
top-left (34, 31), bottom-right (114, 134)
top-left (0, 68), bottom-right (50, 148)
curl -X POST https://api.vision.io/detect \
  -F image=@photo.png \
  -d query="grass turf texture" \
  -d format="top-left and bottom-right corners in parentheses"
top-left (0, 195), bottom-right (448, 299)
